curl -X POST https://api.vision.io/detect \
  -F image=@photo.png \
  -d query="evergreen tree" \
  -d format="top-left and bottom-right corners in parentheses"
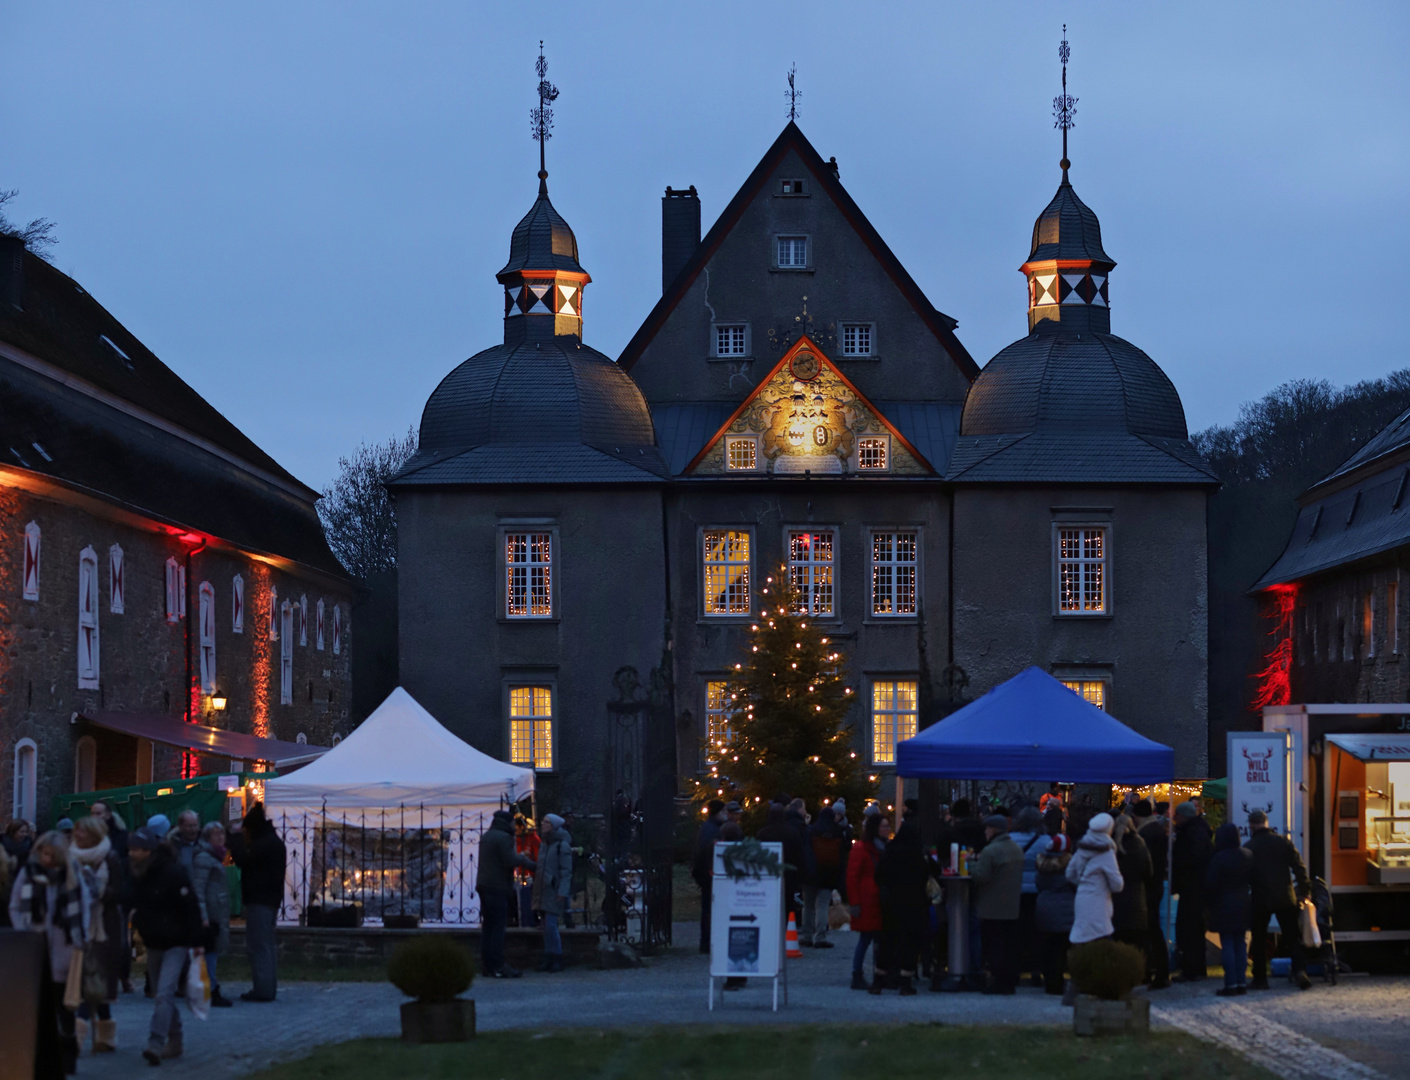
top-left (705, 567), bottom-right (872, 824)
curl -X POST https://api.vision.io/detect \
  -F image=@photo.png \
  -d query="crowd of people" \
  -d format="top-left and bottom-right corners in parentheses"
top-left (474, 807), bottom-right (575, 978)
top-left (691, 790), bottom-right (1317, 1000)
top-left (1, 800), bottom-right (286, 1072)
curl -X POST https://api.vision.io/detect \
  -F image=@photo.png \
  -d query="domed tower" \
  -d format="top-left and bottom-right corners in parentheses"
top-left (946, 31), bottom-right (1215, 779)
top-left (391, 47), bottom-right (667, 823)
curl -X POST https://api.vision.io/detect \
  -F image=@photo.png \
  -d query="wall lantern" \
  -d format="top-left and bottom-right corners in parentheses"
top-left (210, 694), bottom-right (228, 712)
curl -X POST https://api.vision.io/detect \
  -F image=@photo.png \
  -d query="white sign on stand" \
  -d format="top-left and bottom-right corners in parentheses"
top-left (708, 841), bottom-right (786, 1011)
top-left (1229, 731), bottom-right (1294, 841)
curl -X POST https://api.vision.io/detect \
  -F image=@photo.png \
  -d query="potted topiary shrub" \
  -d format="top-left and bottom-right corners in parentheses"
top-left (387, 934), bottom-right (476, 1043)
top-left (1066, 939), bottom-right (1150, 1036)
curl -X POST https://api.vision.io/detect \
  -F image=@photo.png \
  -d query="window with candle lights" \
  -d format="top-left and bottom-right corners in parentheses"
top-left (1061, 679), bottom-right (1106, 710)
top-left (506, 532), bottom-right (553, 618)
top-left (871, 679), bottom-right (918, 764)
top-left (705, 680), bottom-right (731, 764)
top-left (725, 436), bottom-right (759, 471)
top-left (789, 530), bottom-right (835, 616)
top-left (1056, 526), bottom-right (1107, 614)
top-left (703, 529), bottom-right (751, 615)
top-left (870, 531), bottom-right (917, 616)
top-left (509, 685), bottom-right (554, 770)
top-left (857, 436), bottom-right (888, 471)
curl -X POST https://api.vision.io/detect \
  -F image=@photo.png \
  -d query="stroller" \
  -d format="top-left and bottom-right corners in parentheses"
top-left (1308, 876), bottom-right (1338, 985)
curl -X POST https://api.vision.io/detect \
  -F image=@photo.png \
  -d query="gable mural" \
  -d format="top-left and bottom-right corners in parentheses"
top-left (688, 338), bottom-right (929, 476)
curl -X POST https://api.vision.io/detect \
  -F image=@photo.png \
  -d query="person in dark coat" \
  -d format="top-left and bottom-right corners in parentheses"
top-left (127, 827), bottom-right (204, 1064)
top-left (1244, 809), bottom-right (1313, 991)
top-left (1111, 811), bottom-right (1154, 967)
top-left (691, 800), bottom-right (725, 954)
top-left (72, 816), bottom-right (125, 1052)
top-left (227, 801), bottom-right (286, 1002)
top-left (1171, 801), bottom-right (1213, 981)
top-left (871, 816), bottom-right (928, 995)
top-left (476, 808), bottom-right (536, 978)
top-left (845, 814), bottom-right (887, 989)
top-left (1204, 822), bottom-right (1253, 997)
top-left (802, 807), bottom-right (847, 948)
top-left (1132, 799), bottom-right (1171, 988)
top-left (1035, 834), bottom-right (1076, 995)
top-left (757, 805), bottom-right (806, 923)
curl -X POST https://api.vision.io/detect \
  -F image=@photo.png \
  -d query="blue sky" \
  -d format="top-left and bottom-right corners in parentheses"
top-left (5, 3), bottom-right (1408, 490)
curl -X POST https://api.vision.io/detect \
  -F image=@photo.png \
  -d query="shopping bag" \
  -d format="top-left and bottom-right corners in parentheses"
top-left (1299, 898), bottom-right (1322, 949)
top-left (184, 950), bottom-right (211, 1021)
top-left (62, 948), bottom-right (84, 1010)
top-left (81, 944), bottom-right (109, 1003)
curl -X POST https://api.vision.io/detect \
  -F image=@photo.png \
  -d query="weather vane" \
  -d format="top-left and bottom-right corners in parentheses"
top-left (531, 41), bottom-right (560, 183)
top-left (785, 64), bottom-right (801, 122)
top-left (1053, 25), bottom-right (1077, 179)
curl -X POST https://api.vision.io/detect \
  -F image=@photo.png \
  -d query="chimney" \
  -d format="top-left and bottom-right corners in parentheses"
top-left (0, 234), bottom-right (24, 312)
top-left (661, 185), bottom-right (701, 294)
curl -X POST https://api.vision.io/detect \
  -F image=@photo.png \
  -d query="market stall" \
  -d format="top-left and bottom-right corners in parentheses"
top-left (263, 687), bottom-right (534, 926)
top-left (1261, 704), bottom-right (1410, 970)
top-left (896, 666), bottom-right (1175, 985)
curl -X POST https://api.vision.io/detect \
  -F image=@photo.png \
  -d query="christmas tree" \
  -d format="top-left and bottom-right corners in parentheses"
top-left (703, 567), bottom-right (873, 825)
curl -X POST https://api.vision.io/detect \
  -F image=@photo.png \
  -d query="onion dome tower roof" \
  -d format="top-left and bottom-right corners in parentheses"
top-left (1027, 179), bottom-right (1113, 266)
top-left (496, 175), bottom-right (587, 280)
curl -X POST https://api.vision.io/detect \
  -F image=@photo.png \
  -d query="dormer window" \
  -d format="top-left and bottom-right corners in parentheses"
top-left (780, 179), bottom-right (806, 196)
top-left (776, 236), bottom-right (809, 268)
top-left (725, 436), bottom-right (759, 472)
top-left (857, 436), bottom-right (889, 471)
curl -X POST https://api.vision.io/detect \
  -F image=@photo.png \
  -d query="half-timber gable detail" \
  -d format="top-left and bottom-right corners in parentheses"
top-left (685, 336), bottom-right (931, 476)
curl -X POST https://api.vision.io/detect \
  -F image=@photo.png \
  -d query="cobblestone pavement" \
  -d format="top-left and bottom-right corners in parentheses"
top-left (84, 927), bottom-right (1409, 1080)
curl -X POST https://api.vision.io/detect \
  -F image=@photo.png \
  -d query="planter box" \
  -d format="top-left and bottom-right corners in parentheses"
top-left (306, 904), bottom-right (362, 928)
top-left (400, 999), bottom-right (475, 1043)
top-left (383, 915), bottom-right (420, 930)
top-left (1073, 993), bottom-right (1150, 1037)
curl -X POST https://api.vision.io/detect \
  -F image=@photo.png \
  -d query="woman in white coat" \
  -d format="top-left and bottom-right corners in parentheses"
top-left (1066, 812), bottom-right (1124, 945)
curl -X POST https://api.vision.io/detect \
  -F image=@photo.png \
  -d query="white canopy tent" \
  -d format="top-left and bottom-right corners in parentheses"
top-left (263, 687), bottom-right (534, 925)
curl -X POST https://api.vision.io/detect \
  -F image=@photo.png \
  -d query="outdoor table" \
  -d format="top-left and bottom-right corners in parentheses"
top-left (938, 874), bottom-right (973, 991)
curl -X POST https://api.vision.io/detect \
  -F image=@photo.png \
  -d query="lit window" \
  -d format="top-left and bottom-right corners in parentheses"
top-left (1062, 680), bottom-right (1107, 710)
top-left (705, 681), bottom-right (732, 763)
top-left (716, 324), bottom-right (748, 356)
top-left (872, 680), bottom-right (918, 764)
top-left (198, 582), bottom-right (216, 694)
top-left (777, 236), bottom-right (808, 268)
top-left (871, 531), bottom-right (917, 616)
top-left (703, 530), bottom-right (751, 615)
top-left (781, 179), bottom-right (805, 195)
top-left (506, 532), bottom-right (553, 617)
top-left (1057, 527), bottom-right (1107, 614)
top-left (509, 685), bottom-right (554, 770)
top-left (78, 547), bottom-right (100, 689)
top-left (279, 602), bottom-right (294, 704)
top-left (841, 323), bottom-right (873, 356)
top-left (789, 530), bottom-right (835, 616)
top-left (726, 437), bottom-right (758, 471)
top-left (858, 437), bottom-right (889, 471)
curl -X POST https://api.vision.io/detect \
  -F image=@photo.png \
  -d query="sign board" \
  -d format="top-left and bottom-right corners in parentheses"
top-left (708, 841), bottom-right (785, 1010)
top-left (1228, 731), bottom-right (1294, 842)
top-left (216, 774), bottom-right (239, 792)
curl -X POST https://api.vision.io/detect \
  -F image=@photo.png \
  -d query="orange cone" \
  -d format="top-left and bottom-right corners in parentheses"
top-left (786, 913), bottom-right (803, 959)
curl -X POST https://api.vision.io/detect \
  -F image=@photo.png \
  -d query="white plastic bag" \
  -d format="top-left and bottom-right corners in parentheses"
top-left (184, 950), bottom-right (211, 1020)
top-left (1299, 898), bottom-right (1322, 949)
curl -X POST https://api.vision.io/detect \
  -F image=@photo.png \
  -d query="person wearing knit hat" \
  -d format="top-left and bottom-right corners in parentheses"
top-left (144, 814), bottom-right (172, 839)
top-left (1171, 799), bottom-right (1213, 981)
top-left (1066, 813), bottom-right (1123, 948)
top-left (533, 813), bottom-right (573, 973)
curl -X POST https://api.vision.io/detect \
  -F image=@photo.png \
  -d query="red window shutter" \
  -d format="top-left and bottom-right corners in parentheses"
top-left (22, 522), bottom-right (40, 601)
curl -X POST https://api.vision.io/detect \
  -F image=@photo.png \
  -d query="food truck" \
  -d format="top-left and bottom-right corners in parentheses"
top-left (1258, 704), bottom-right (1410, 971)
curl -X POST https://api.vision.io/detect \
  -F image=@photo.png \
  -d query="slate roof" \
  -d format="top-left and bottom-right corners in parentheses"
top-left (617, 122), bottom-right (978, 381)
top-left (1026, 178), bottom-right (1114, 266)
top-left (947, 318), bottom-right (1215, 484)
top-left (392, 336), bottom-right (665, 486)
top-left (0, 248), bottom-right (314, 498)
top-left (1254, 463), bottom-right (1410, 589)
top-left (1315, 406), bottom-right (1410, 492)
top-left (0, 248), bottom-right (345, 578)
top-left (872, 402), bottom-right (963, 475)
top-left (496, 178), bottom-right (587, 280)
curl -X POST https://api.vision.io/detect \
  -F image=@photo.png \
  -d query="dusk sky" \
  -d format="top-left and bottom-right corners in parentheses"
top-left (5, 3), bottom-right (1408, 491)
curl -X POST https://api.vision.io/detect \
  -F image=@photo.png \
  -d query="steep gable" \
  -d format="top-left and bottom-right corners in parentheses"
top-left (685, 336), bottom-right (931, 477)
top-left (620, 123), bottom-right (977, 407)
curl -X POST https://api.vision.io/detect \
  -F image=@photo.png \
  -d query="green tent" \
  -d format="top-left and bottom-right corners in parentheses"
top-left (1202, 777), bottom-right (1227, 802)
top-left (52, 771), bottom-right (276, 834)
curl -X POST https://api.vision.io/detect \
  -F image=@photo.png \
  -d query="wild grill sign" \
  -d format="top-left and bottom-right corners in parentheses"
top-left (1228, 732), bottom-right (1293, 841)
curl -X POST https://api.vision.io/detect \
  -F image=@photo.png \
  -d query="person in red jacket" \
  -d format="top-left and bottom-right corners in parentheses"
top-left (514, 814), bottom-right (541, 928)
top-left (846, 814), bottom-right (890, 989)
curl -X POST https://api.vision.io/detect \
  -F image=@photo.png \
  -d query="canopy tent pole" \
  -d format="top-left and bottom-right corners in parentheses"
top-left (895, 775), bottom-right (904, 833)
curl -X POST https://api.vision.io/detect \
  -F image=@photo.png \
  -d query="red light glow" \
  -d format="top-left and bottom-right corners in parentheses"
top-left (1250, 584), bottom-right (1298, 712)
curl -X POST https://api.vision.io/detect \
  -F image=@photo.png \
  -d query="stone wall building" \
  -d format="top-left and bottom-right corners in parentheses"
top-left (394, 116), bottom-right (1214, 818)
top-left (0, 236), bottom-right (354, 829)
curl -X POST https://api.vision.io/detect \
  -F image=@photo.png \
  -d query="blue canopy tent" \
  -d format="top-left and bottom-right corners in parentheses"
top-left (896, 666), bottom-right (1173, 783)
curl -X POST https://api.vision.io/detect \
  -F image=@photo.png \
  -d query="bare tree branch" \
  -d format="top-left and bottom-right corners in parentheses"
top-left (317, 428), bottom-right (418, 580)
top-left (0, 189), bottom-right (58, 257)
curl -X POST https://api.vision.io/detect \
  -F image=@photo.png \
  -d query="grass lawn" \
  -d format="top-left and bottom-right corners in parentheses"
top-left (248, 1024), bottom-right (1275, 1080)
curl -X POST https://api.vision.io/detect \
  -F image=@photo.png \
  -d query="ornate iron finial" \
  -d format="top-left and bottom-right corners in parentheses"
top-left (531, 41), bottom-right (560, 189)
top-left (1053, 25), bottom-right (1077, 180)
top-left (785, 64), bottom-right (802, 123)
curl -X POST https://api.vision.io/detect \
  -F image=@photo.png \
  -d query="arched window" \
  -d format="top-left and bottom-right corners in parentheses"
top-left (280, 602), bottom-right (294, 705)
top-left (78, 547), bottom-right (101, 689)
top-left (198, 582), bottom-right (216, 693)
top-left (12, 739), bottom-right (37, 823)
top-left (74, 735), bottom-right (97, 792)
top-left (299, 595), bottom-right (308, 646)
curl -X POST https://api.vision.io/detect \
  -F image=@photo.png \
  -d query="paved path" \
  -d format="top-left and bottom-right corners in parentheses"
top-left (83, 927), bottom-right (1408, 1080)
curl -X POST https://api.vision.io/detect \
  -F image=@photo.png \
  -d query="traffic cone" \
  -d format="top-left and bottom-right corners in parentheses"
top-left (786, 913), bottom-right (803, 959)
